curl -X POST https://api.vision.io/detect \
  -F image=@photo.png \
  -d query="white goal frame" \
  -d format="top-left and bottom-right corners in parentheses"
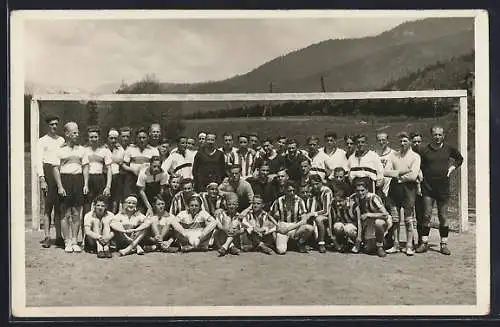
top-left (29, 90), bottom-right (469, 232)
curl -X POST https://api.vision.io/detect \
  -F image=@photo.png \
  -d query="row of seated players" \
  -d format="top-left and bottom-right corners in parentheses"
top-left (84, 177), bottom-right (393, 258)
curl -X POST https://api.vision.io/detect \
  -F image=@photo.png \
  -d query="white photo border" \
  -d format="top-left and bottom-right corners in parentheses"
top-left (9, 9), bottom-right (490, 317)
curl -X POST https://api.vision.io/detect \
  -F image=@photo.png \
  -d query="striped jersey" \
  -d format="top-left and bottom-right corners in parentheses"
top-left (350, 192), bottom-right (388, 217)
top-left (331, 197), bottom-right (356, 225)
top-left (219, 147), bottom-right (238, 168)
top-left (230, 149), bottom-right (256, 179)
top-left (270, 195), bottom-right (307, 223)
top-left (176, 209), bottom-right (215, 229)
top-left (84, 146), bottom-right (112, 175)
top-left (161, 150), bottom-right (196, 180)
top-left (136, 166), bottom-right (169, 188)
top-left (307, 150), bottom-right (336, 182)
top-left (242, 209), bottom-right (275, 230)
top-left (123, 144), bottom-right (159, 174)
top-left (169, 192), bottom-right (204, 216)
top-left (312, 185), bottom-right (334, 218)
top-left (347, 150), bottom-right (384, 183)
top-left (105, 144), bottom-right (125, 175)
top-left (49, 144), bottom-right (89, 175)
top-left (199, 192), bottom-right (225, 217)
top-left (376, 147), bottom-right (396, 196)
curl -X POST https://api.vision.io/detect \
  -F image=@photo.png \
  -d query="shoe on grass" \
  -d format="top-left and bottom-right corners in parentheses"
top-left (440, 243), bottom-right (451, 255)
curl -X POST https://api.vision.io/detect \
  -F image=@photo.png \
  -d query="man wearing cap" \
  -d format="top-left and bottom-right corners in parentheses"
top-left (37, 115), bottom-right (65, 248)
top-left (50, 122), bottom-right (89, 253)
top-left (106, 128), bottom-right (125, 214)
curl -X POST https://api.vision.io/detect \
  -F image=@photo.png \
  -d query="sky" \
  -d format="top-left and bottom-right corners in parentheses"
top-left (24, 16), bottom-right (415, 92)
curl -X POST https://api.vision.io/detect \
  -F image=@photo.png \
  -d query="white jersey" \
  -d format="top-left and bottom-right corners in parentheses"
top-left (376, 147), bottom-right (395, 196)
top-left (37, 134), bottom-right (65, 176)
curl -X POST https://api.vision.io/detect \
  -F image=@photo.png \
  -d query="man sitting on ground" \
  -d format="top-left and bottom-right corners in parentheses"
top-left (240, 195), bottom-right (278, 255)
top-left (213, 193), bottom-right (244, 257)
top-left (110, 194), bottom-right (152, 256)
top-left (83, 195), bottom-right (115, 258)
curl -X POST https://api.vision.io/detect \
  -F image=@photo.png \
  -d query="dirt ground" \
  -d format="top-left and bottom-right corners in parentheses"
top-left (25, 225), bottom-right (476, 307)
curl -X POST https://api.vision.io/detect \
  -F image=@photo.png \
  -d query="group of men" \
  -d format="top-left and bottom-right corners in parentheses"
top-left (36, 115), bottom-right (463, 258)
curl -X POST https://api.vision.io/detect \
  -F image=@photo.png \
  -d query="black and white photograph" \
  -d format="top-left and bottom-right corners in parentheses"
top-left (10, 9), bottom-right (489, 317)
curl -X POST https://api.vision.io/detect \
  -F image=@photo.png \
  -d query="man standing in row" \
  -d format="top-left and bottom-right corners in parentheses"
top-left (416, 125), bottom-right (463, 255)
top-left (38, 115), bottom-right (65, 248)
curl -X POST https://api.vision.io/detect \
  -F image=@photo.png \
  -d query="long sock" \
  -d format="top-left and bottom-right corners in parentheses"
top-left (439, 226), bottom-right (449, 238)
top-left (316, 221), bottom-right (325, 243)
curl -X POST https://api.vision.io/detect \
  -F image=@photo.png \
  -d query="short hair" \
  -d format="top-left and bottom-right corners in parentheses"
top-left (135, 127), bottom-right (148, 136)
top-left (160, 137), bottom-right (171, 145)
top-left (355, 134), bottom-right (367, 142)
top-left (352, 177), bottom-right (368, 188)
top-left (224, 192), bottom-right (239, 203)
top-left (306, 136), bottom-right (320, 144)
top-left (252, 194), bottom-right (264, 203)
top-left (238, 134), bottom-right (249, 140)
top-left (150, 123), bottom-right (161, 130)
top-left (258, 160), bottom-right (270, 168)
top-left (344, 134), bottom-right (355, 142)
top-left (376, 132), bottom-right (389, 139)
top-left (206, 132), bottom-right (216, 138)
top-left (309, 174), bottom-right (322, 183)
top-left (284, 180), bottom-right (297, 190)
top-left (180, 178), bottom-right (194, 187)
top-left (169, 173), bottom-right (182, 181)
top-left (45, 115), bottom-right (59, 124)
top-left (87, 125), bottom-right (100, 134)
top-left (177, 135), bottom-right (187, 142)
top-left (94, 195), bottom-right (108, 205)
top-left (410, 132), bottom-right (423, 139)
top-left (230, 164), bottom-right (242, 172)
top-left (262, 138), bottom-right (273, 144)
top-left (286, 138), bottom-right (298, 145)
top-left (248, 132), bottom-right (259, 138)
top-left (152, 194), bottom-right (165, 204)
top-left (198, 131), bottom-right (207, 137)
top-left (119, 126), bottom-right (131, 133)
top-left (149, 156), bottom-right (162, 164)
top-left (277, 136), bottom-right (287, 142)
top-left (187, 195), bottom-right (203, 206)
top-left (430, 125), bottom-right (444, 134)
top-left (324, 132), bottom-right (338, 140)
top-left (300, 158), bottom-right (311, 165)
top-left (333, 167), bottom-right (346, 175)
top-left (222, 132), bottom-right (233, 138)
top-left (397, 131), bottom-right (410, 139)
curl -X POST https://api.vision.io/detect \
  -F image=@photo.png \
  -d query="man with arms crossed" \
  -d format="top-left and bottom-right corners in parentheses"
top-left (415, 125), bottom-right (463, 255)
top-left (384, 132), bottom-right (421, 256)
top-left (38, 115), bottom-right (65, 248)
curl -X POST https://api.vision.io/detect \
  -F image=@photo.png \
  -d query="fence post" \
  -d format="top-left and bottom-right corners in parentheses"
top-left (31, 98), bottom-right (40, 231)
top-left (459, 96), bottom-right (468, 232)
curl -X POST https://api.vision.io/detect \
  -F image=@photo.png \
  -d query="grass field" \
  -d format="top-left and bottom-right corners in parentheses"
top-left (23, 115), bottom-right (477, 307)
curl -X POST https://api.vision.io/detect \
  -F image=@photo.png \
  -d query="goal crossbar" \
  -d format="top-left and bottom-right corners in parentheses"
top-left (29, 90), bottom-right (469, 232)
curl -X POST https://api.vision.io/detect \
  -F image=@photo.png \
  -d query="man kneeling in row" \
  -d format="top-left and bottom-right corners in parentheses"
top-left (83, 195), bottom-right (114, 258)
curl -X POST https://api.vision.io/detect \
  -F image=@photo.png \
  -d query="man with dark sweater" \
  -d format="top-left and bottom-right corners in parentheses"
top-left (192, 132), bottom-right (226, 192)
top-left (415, 125), bottom-right (463, 255)
top-left (283, 138), bottom-right (309, 184)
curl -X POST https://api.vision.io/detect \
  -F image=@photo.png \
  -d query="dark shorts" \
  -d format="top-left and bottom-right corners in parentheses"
top-left (123, 172), bottom-right (139, 199)
top-left (421, 178), bottom-right (450, 202)
top-left (110, 174), bottom-right (124, 202)
top-left (388, 181), bottom-right (417, 222)
top-left (42, 163), bottom-right (59, 209)
top-left (60, 174), bottom-right (84, 207)
top-left (86, 174), bottom-right (106, 204)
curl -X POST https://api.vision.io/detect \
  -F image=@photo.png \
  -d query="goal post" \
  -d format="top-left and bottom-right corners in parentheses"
top-left (29, 90), bottom-right (469, 232)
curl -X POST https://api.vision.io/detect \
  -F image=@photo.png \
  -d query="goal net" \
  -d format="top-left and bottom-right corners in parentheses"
top-left (27, 90), bottom-right (470, 232)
